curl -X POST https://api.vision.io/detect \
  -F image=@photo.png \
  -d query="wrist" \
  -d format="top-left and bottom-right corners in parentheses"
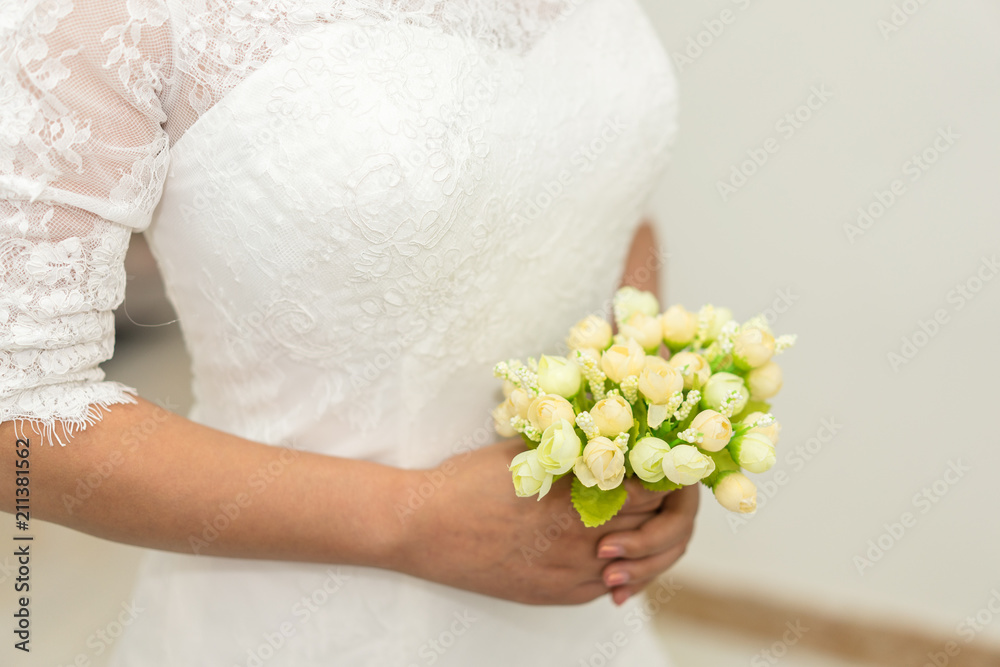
top-left (362, 465), bottom-right (425, 573)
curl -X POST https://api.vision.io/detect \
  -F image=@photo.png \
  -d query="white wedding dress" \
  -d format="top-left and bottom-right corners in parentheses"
top-left (2, 0), bottom-right (678, 664)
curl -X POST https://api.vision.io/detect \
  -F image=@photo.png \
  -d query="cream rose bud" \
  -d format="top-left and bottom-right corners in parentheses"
top-left (668, 351), bottom-right (711, 390)
top-left (733, 327), bottom-right (776, 370)
top-left (700, 372), bottom-right (749, 415)
top-left (527, 394), bottom-right (576, 433)
top-left (589, 395), bottom-right (635, 437)
top-left (509, 450), bottom-right (554, 499)
top-left (638, 356), bottom-right (684, 404)
top-left (621, 312), bottom-right (663, 352)
top-left (536, 354), bottom-right (583, 398)
top-left (742, 411), bottom-right (781, 444)
top-left (567, 314), bottom-right (613, 351)
top-left (746, 361), bottom-right (783, 400)
top-left (573, 437), bottom-right (626, 491)
top-left (491, 401), bottom-right (518, 437)
top-left (689, 409), bottom-right (733, 452)
top-left (713, 471), bottom-right (757, 513)
top-left (628, 436), bottom-right (672, 483)
top-left (615, 287), bottom-right (660, 322)
top-left (537, 419), bottom-right (583, 474)
top-left (502, 380), bottom-right (517, 398)
top-left (705, 307), bottom-right (735, 342)
top-left (660, 305), bottom-right (697, 350)
top-left (505, 387), bottom-right (533, 421)
top-left (729, 433), bottom-right (777, 474)
top-left (661, 445), bottom-right (716, 486)
top-left (601, 338), bottom-right (646, 383)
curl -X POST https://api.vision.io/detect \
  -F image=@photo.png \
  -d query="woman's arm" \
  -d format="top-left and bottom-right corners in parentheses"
top-left (0, 399), bottom-right (408, 568)
top-left (0, 395), bottom-right (668, 605)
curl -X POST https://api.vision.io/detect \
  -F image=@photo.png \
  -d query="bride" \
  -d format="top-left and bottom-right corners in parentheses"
top-left (0, 0), bottom-right (697, 664)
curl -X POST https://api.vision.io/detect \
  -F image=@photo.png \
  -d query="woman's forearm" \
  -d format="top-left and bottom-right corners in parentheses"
top-left (620, 219), bottom-right (663, 300)
top-left (0, 397), bottom-right (410, 569)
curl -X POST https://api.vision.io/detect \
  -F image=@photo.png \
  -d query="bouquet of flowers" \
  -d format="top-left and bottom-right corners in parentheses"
top-left (492, 287), bottom-right (796, 527)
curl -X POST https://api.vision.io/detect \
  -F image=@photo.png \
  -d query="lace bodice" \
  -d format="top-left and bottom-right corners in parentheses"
top-left (2, 0), bottom-right (677, 455)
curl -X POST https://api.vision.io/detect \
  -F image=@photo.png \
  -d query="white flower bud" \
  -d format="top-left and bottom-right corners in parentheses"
top-left (614, 287), bottom-right (660, 324)
top-left (733, 327), bottom-right (776, 369)
top-left (746, 361), bottom-right (783, 400)
top-left (536, 354), bottom-right (583, 398)
top-left (637, 356), bottom-right (684, 405)
top-left (589, 395), bottom-right (634, 438)
top-left (700, 372), bottom-right (749, 415)
top-left (688, 409), bottom-right (733, 452)
top-left (704, 307), bottom-right (734, 343)
top-left (526, 394), bottom-right (576, 433)
top-left (573, 436), bottom-right (626, 491)
top-left (491, 401), bottom-right (518, 437)
top-left (567, 314), bottom-right (613, 351)
top-left (661, 444), bottom-right (716, 486)
top-left (668, 351), bottom-right (711, 390)
top-left (628, 436), bottom-right (672, 483)
top-left (713, 471), bottom-right (757, 513)
top-left (659, 305), bottom-right (697, 350)
top-left (741, 411), bottom-right (781, 444)
top-left (536, 419), bottom-right (583, 475)
top-left (505, 387), bottom-right (533, 421)
top-left (601, 338), bottom-right (646, 383)
top-left (620, 312), bottom-right (663, 352)
top-left (729, 432), bottom-right (776, 474)
top-left (509, 449), bottom-right (554, 499)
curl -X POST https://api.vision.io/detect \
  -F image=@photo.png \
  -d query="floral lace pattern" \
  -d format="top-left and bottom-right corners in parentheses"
top-left (0, 0), bottom-right (673, 462)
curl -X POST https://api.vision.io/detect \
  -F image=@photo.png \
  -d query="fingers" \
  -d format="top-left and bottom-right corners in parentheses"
top-left (601, 542), bottom-right (686, 591)
top-left (596, 484), bottom-right (699, 560)
top-left (618, 477), bottom-right (670, 514)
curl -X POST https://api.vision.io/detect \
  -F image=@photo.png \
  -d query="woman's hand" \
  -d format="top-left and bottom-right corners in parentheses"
top-left (598, 483), bottom-right (699, 605)
top-left (392, 439), bottom-right (693, 606)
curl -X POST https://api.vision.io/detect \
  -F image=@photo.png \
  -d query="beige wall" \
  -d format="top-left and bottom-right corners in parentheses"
top-left (640, 0), bottom-right (1000, 645)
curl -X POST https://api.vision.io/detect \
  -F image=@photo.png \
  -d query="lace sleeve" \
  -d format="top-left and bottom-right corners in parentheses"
top-left (1, 1), bottom-right (172, 445)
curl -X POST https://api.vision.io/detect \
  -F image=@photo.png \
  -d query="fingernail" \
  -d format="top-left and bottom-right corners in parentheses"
top-left (598, 545), bottom-right (624, 559)
top-left (605, 571), bottom-right (629, 587)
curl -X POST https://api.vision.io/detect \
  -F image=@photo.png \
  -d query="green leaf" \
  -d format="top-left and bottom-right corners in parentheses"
top-left (521, 433), bottom-right (538, 449)
top-left (640, 478), bottom-right (682, 493)
top-left (571, 477), bottom-right (628, 528)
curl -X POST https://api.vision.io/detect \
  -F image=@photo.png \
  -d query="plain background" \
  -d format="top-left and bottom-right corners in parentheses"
top-left (644, 0), bottom-right (1000, 645)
